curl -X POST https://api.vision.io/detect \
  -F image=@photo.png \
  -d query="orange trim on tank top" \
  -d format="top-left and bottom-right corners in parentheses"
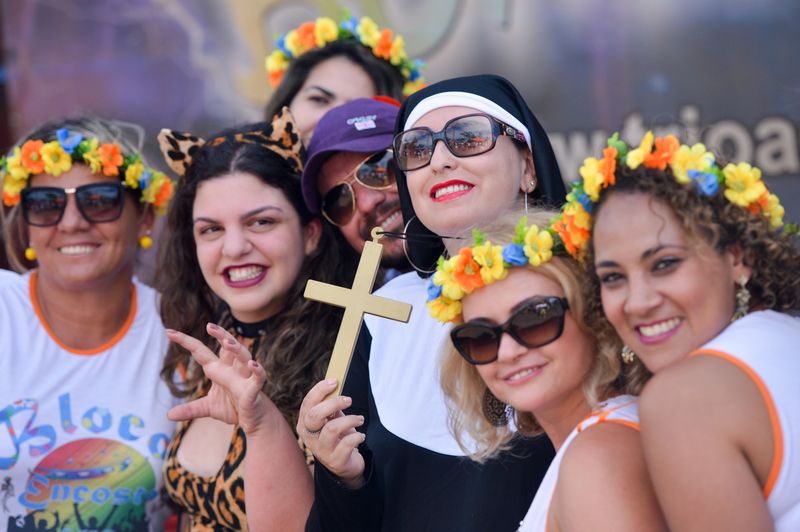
top-left (29, 270), bottom-right (137, 356)
top-left (690, 348), bottom-right (783, 499)
top-left (577, 399), bottom-right (638, 432)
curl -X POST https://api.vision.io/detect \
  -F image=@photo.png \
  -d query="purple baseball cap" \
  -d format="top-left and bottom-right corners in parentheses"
top-left (302, 97), bottom-right (400, 214)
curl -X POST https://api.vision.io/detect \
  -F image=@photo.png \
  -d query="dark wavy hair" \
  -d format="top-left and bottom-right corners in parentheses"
top-left (2, 116), bottom-right (149, 272)
top-left (586, 163), bottom-right (800, 325)
top-left (264, 39), bottom-right (405, 121)
top-left (157, 125), bottom-right (358, 429)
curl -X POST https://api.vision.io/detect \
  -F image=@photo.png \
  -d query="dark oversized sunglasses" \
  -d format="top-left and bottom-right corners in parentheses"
top-left (450, 296), bottom-right (570, 365)
top-left (321, 149), bottom-right (396, 226)
top-left (20, 182), bottom-right (125, 227)
top-left (393, 113), bottom-right (527, 172)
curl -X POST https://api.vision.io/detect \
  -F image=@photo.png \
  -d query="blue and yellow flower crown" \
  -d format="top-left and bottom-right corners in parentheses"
top-left (265, 14), bottom-right (425, 97)
top-left (426, 217), bottom-right (565, 323)
top-left (554, 131), bottom-right (787, 262)
top-left (1, 128), bottom-right (174, 213)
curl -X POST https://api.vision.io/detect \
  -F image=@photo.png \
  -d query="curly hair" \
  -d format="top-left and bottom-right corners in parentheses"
top-left (157, 125), bottom-right (359, 430)
top-left (586, 163), bottom-right (800, 316)
top-left (264, 39), bottom-right (405, 121)
top-left (439, 209), bottom-right (649, 462)
top-left (2, 116), bottom-right (150, 273)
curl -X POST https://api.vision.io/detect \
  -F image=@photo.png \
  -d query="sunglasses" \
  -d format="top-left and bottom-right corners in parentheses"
top-left (321, 150), bottom-right (396, 226)
top-left (393, 113), bottom-right (527, 172)
top-left (450, 296), bottom-right (569, 365)
top-left (20, 182), bottom-right (126, 227)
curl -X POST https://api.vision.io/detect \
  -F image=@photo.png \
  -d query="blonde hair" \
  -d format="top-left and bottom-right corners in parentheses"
top-left (439, 208), bottom-right (648, 462)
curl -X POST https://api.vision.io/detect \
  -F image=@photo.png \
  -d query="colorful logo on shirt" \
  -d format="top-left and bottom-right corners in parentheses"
top-left (14, 438), bottom-right (155, 531)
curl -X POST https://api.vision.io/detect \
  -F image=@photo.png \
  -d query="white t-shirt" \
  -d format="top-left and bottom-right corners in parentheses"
top-left (694, 310), bottom-right (800, 531)
top-left (0, 272), bottom-right (178, 532)
top-left (518, 395), bottom-right (640, 532)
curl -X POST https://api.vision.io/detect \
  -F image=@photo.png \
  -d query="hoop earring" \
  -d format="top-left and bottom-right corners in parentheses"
top-left (401, 215), bottom-right (438, 274)
top-left (621, 345), bottom-right (636, 364)
top-left (482, 388), bottom-right (509, 426)
top-left (25, 245), bottom-right (36, 262)
top-left (731, 276), bottom-right (751, 322)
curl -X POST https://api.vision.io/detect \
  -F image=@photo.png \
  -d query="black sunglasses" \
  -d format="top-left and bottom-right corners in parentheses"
top-left (393, 113), bottom-right (526, 172)
top-left (321, 150), bottom-right (396, 226)
top-left (450, 296), bottom-right (569, 365)
top-left (20, 182), bottom-right (126, 227)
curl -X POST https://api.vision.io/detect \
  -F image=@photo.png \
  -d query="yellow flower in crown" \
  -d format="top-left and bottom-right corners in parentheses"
top-left (5, 147), bottom-right (29, 181)
top-left (580, 146), bottom-right (617, 201)
top-left (314, 17), bottom-right (338, 46)
top-left (389, 35), bottom-right (407, 66)
top-left (433, 258), bottom-right (465, 302)
top-left (125, 160), bottom-right (144, 189)
top-left (723, 162), bottom-right (766, 207)
top-left (670, 143), bottom-right (715, 184)
top-left (40, 141), bottom-right (72, 177)
top-left (357, 16), bottom-right (380, 47)
top-left (765, 193), bottom-right (785, 229)
top-left (472, 239), bottom-right (508, 285)
top-left (82, 138), bottom-right (103, 174)
top-left (427, 296), bottom-right (462, 324)
top-left (524, 225), bottom-right (554, 266)
top-left (626, 131), bottom-right (654, 170)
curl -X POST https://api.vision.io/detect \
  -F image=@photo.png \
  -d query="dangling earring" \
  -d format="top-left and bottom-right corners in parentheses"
top-left (621, 345), bottom-right (636, 364)
top-left (24, 245), bottom-right (36, 262)
top-left (482, 388), bottom-right (509, 426)
top-left (139, 232), bottom-right (153, 250)
top-left (401, 215), bottom-right (438, 274)
top-left (731, 276), bottom-right (751, 322)
top-left (524, 190), bottom-right (529, 216)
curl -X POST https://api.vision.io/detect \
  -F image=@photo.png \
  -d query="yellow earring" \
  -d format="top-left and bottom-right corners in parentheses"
top-left (139, 234), bottom-right (153, 250)
top-left (25, 246), bottom-right (37, 261)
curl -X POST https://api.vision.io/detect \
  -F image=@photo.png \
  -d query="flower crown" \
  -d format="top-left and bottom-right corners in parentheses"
top-left (1, 128), bottom-right (174, 213)
top-left (552, 131), bottom-right (789, 261)
top-left (426, 217), bottom-right (565, 323)
top-left (265, 14), bottom-right (425, 97)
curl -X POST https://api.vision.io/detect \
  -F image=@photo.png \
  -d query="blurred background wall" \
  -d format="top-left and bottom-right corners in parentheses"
top-left (2, 0), bottom-right (799, 272)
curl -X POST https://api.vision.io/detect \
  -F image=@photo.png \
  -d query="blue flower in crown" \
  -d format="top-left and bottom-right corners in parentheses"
top-left (426, 279), bottom-right (442, 301)
top-left (276, 35), bottom-right (291, 57)
top-left (502, 243), bottom-right (528, 266)
top-left (139, 168), bottom-right (152, 191)
top-left (688, 169), bottom-right (720, 196)
top-left (56, 128), bottom-right (83, 155)
top-left (574, 189), bottom-right (593, 214)
top-left (340, 16), bottom-right (359, 35)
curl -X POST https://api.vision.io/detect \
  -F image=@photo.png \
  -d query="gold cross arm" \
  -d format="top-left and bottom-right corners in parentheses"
top-left (304, 230), bottom-right (412, 396)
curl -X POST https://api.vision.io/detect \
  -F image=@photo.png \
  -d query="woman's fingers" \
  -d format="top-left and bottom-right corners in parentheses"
top-left (167, 397), bottom-right (211, 422)
top-left (166, 329), bottom-right (216, 366)
top-left (303, 395), bottom-right (351, 436)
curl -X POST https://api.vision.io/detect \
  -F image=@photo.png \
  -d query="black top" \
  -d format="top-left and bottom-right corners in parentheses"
top-left (306, 328), bottom-right (555, 532)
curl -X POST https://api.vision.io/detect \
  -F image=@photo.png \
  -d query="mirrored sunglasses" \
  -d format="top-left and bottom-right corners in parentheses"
top-left (20, 182), bottom-right (125, 227)
top-left (321, 150), bottom-right (396, 226)
top-left (393, 113), bottom-right (526, 172)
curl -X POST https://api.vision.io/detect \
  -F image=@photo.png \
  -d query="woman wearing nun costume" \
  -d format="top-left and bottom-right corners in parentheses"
top-left (299, 75), bottom-right (568, 531)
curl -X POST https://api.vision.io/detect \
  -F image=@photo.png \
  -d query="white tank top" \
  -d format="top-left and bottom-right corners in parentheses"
top-left (517, 394), bottom-right (640, 532)
top-left (693, 310), bottom-right (800, 531)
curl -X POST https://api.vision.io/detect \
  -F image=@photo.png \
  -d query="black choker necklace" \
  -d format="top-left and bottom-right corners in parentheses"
top-left (230, 315), bottom-right (274, 339)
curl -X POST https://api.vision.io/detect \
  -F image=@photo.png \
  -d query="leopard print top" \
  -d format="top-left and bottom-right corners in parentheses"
top-left (162, 333), bottom-right (314, 531)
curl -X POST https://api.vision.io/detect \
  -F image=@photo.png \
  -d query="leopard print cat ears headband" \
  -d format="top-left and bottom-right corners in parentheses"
top-left (157, 106), bottom-right (305, 178)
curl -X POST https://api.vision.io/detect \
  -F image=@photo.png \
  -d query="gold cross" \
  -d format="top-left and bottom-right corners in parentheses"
top-left (304, 228), bottom-right (412, 396)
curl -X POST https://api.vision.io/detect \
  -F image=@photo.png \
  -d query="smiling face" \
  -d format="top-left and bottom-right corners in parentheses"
top-left (192, 172), bottom-right (321, 323)
top-left (317, 151), bottom-right (404, 264)
top-left (593, 192), bottom-right (750, 373)
top-left (27, 165), bottom-right (150, 291)
top-left (289, 56), bottom-right (377, 144)
top-left (461, 267), bottom-right (594, 421)
top-left (403, 106), bottom-right (534, 238)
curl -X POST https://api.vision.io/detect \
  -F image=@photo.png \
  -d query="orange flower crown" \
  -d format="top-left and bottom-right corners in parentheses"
top-left (265, 14), bottom-right (425, 97)
top-left (553, 131), bottom-right (791, 261)
top-left (426, 216), bottom-right (569, 323)
top-left (1, 128), bottom-right (174, 213)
